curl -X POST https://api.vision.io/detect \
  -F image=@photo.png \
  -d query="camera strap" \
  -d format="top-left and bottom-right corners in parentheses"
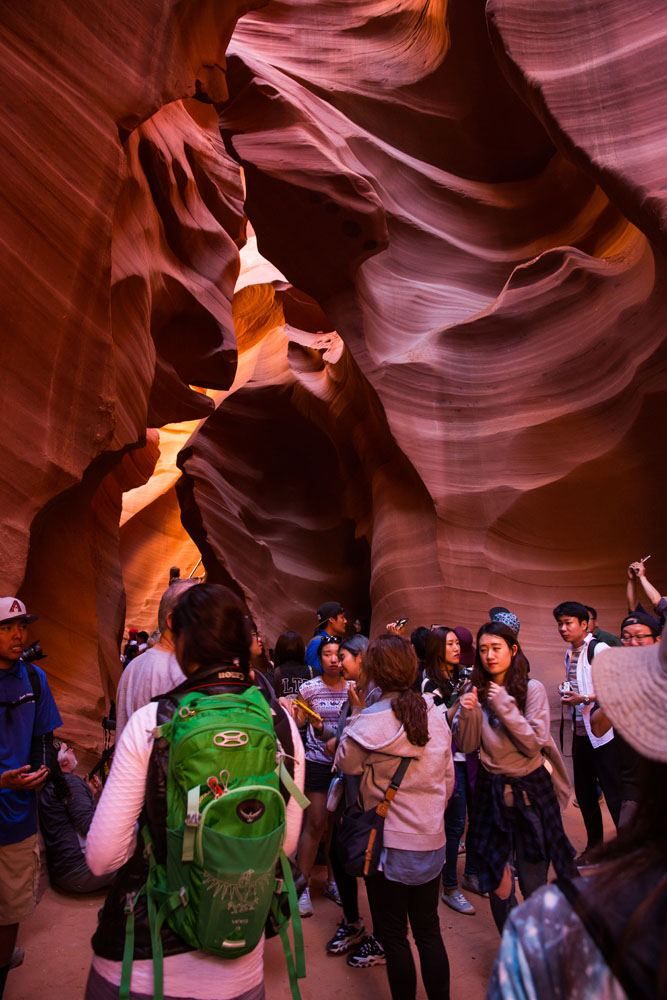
top-left (0, 662), bottom-right (41, 709)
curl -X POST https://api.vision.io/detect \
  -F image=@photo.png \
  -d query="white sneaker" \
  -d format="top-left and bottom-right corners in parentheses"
top-left (298, 885), bottom-right (314, 918)
top-left (442, 887), bottom-right (476, 915)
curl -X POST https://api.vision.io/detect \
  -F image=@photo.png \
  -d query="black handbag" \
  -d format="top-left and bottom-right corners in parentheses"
top-left (338, 757), bottom-right (412, 877)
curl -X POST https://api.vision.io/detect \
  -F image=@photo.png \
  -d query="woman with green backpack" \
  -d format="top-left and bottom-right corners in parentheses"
top-left (84, 584), bottom-right (306, 1000)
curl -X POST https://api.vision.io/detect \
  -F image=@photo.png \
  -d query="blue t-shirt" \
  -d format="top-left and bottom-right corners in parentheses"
top-left (0, 660), bottom-right (62, 845)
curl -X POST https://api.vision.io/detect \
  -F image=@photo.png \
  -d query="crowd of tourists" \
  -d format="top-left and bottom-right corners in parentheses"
top-left (0, 557), bottom-right (666, 999)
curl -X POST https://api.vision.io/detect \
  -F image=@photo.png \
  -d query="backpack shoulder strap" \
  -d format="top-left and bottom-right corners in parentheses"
top-left (144, 696), bottom-right (179, 863)
top-left (587, 638), bottom-right (600, 664)
top-left (0, 662), bottom-right (42, 709)
top-left (26, 663), bottom-right (42, 701)
top-left (273, 702), bottom-right (295, 767)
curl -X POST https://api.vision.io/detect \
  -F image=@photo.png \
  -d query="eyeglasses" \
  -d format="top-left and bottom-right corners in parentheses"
top-left (620, 633), bottom-right (655, 644)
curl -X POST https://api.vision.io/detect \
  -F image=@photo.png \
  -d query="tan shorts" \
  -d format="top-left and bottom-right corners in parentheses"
top-left (0, 834), bottom-right (40, 924)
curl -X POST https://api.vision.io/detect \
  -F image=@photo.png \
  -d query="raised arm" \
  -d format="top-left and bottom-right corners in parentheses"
top-left (626, 562), bottom-right (638, 612)
top-left (631, 561), bottom-right (663, 609)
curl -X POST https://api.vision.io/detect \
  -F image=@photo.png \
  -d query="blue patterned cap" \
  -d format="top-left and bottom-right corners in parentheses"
top-left (491, 610), bottom-right (520, 634)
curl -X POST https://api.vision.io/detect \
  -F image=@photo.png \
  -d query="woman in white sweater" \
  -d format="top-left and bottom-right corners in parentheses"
top-left (335, 634), bottom-right (454, 1000)
top-left (85, 585), bottom-right (305, 1000)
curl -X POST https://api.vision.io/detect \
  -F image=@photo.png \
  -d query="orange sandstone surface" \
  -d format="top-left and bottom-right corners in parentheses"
top-left (1, 0), bottom-right (666, 748)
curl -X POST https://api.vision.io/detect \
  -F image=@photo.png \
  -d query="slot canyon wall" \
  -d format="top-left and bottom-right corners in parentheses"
top-left (1, 0), bottom-right (666, 747)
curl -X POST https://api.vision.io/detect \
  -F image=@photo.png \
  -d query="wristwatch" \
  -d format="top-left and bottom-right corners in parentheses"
top-left (583, 696), bottom-right (591, 706)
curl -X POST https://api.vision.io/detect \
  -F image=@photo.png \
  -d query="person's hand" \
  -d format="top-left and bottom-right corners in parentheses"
top-left (0, 764), bottom-right (49, 791)
top-left (459, 686), bottom-right (478, 711)
top-left (348, 683), bottom-right (365, 711)
top-left (87, 774), bottom-right (103, 797)
top-left (630, 561), bottom-right (645, 578)
top-left (292, 704), bottom-right (307, 727)
top-left (385, 621), bottom-right (405, 635)
top-left (324, 737), bottom-right (337, 756)
top-left (561, 691), bottom-right (588, 706)
top-left (487, 682), bottom-right (503, 703)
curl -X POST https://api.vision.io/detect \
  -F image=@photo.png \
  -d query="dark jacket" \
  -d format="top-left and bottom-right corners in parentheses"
top-left (39, 773), bottom-right (95, 879)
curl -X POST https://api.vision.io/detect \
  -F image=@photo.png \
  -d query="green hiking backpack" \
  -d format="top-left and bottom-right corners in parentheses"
top-left (120, 685), bottom-right (309, 1000)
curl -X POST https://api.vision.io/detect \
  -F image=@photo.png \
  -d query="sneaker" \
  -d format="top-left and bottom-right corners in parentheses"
top-left (441, 887), bottom-right (476, 915)
top-left (461, 874), bottom-right (488, 898)
top-left (298, 885), bottom-right (314, 918)
top-left (323, 879), bottom-right (342, 906)
top-left (326, 920), bottom-right (366, 955)
top-left (347, 935), bottom-right (387, 968)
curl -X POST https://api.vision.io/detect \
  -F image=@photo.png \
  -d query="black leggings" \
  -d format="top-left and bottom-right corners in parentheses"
top-left (365, 872), bottom-right (449, 1000)
top-left (329, 822), bottom-right (360, 924)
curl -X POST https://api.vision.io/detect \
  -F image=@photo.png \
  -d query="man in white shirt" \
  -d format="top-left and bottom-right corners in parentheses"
top-left (115, 580), bottom-right (197, 735)
top-left (554, 601), bottom-right (622, 863)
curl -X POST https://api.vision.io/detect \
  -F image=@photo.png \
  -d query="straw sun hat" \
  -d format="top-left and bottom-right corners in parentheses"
top-left (592, 628), bottom-right (667, 764)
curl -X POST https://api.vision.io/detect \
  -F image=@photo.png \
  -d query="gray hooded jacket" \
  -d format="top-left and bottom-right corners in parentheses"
top-left (334, 691), bottom-right (454, 851)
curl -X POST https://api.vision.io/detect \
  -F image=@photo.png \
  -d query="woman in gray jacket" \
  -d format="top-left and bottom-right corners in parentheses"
top-left (335, 634), bottom-right (454, 1000)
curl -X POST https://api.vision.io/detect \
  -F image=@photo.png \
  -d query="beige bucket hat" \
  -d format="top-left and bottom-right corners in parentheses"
top-left (592, 628), bottom-right (667, 763)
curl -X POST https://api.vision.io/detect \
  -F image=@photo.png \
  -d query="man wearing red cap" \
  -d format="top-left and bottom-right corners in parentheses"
top-left (0, 597), bottom-right (62, 997)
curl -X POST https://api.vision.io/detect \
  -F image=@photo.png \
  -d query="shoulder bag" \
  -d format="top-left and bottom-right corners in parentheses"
top-left (337, 757), bottom-right (411, 877)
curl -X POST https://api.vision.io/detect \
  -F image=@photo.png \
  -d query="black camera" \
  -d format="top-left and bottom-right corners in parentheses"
top-left (456, 666), bottom-right (474, 694)
top-left (21, 641), bottom-right (46, 662)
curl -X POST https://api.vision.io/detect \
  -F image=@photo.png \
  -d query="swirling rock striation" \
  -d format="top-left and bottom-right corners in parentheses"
top-left (2, 0), bottom-right (667, 742)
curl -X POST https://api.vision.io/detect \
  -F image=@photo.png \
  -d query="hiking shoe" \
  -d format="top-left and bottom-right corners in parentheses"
top-left (326, 920), bottom-right (365, 955)
top-left (298, 885), bottom-right (314, 918)
top-left (347, 935), bottom-right (387, 968)
top-left (323, 879), bottom-right (342, 906)
top-left (461, 874), bottom-right (488, 898)
top-left (442, 887), bottom-right (476, 915)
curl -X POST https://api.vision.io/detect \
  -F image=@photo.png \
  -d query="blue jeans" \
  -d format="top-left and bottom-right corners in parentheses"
top-left (442, 760), bottom-right (478, 888)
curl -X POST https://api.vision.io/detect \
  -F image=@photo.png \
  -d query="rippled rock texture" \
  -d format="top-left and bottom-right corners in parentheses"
top-left (2, 0), bottom-right (666, 740)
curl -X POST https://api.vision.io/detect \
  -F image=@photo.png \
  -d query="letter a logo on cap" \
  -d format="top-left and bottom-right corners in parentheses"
top-left (9, 600), bottom-right (21, 614)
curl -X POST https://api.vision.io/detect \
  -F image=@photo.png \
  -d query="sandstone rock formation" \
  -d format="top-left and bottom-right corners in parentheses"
top-left (2, 0), bottom-right (666, 746)
top-left (1, 1), bottom-right (253, 739)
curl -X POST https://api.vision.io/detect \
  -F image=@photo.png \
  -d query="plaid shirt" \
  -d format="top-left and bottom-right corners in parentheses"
top-left (469, 763), bottom-right (576, 893)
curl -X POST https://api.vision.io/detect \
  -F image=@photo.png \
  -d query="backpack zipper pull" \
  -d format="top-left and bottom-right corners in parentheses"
top-left (207, 776), bottom-right (224, 798)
